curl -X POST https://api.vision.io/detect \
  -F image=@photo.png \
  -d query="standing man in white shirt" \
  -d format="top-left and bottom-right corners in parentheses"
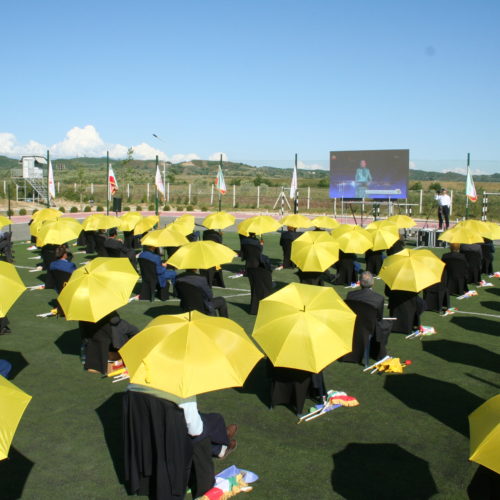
top-left (435, 188), bottom-right (451, 230)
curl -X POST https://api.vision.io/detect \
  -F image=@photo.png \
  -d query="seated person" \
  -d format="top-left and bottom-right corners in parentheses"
top-left (176, 269), bottom-right (228, 317)
top-left (481, 238), bottom-right (495, 276)
top-left (442, 243), bottom-right (469, 295)
top-left (202, 230), bottom-right (225, 287)
top-left (364, 249), bottom-right (383, 276)
top-left (49, 245), bottom-right (77, 274)
top-left (385, 285), bottom-right (424, 334)
top-left (423, 269), bottom-right (449, 313)
top-left (138, 245), bottom-right (176, 289)
top-left (460, 243), bottom-right (482, 285)
top-left (0, 359), bottom-right (12, 377)
top-left (333, 251), bottom-right (358, 285)
top-left (202, 229), bottom-right (222, 244)
top-left (104, 228), bottom-right (137, 268)
top-left (240, 233), bottom-right (264, 270)
top-left (0, 229), bottom-right (14, 263)
top-left (279, 226), bottom-right (300, 268)
top-left (386, 236), bottom-right (405, 256)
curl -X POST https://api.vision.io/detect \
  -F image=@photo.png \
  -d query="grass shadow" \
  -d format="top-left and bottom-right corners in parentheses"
top-left (479, 300), bottom-right (500, 312)
top-left (466, 372), bottom-right (500, 389)
top-left (95, 393), bottom-right (125, 485)
top-left (54, 328), bottom-right (81, 357)
top-left (0, 350), bottom-right (29, 379)
top-left (485, 287), bottom-right (500, 296)
top-left (423, 339), bottom-right (500, 374)
top-left (384, 374), bottom-right (484, 436)
top-left (143, 303), bottom-right (183, 318)
top-left (331, 443), bottom-right (437, 499)
top-left (235, 357), bottom-right (271, 408)
top-left (0, 447), bottom-right (35, 500)
top-left (467, 465), bottom-right (500, 499)
top-left (450, 316), bottom-right (500, 337)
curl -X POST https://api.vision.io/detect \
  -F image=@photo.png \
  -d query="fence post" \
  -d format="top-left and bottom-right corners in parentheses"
top-left (307, 186), bottom-right (310, 210)
top-left (188, 184), bottom-right (192, 204)
top-left (232, 185), bottom-right (236, 208)
top-left (57, 181), bottom-right (60, 194)
top-left (334, 198), bottom-right (337, 217)
top-left (3, 180), bottom-right (5, 195)
top-left (91, 183), bottom-right (94, 195)
top-left (74, 183), bottom-right (77, 192)
top-left (257, 185), bottom-right (260, 209)
top-left (127, 183), bottom-right (130, 199)
top-left (419, 189), bottom-right (423, 213)
top-left (482, 193), bottom-right (488, 221)
top-left (450, 189), bottom-right (453, 216)
top-left (210, 184), bottom-right (214, 205)
top-left (16, 185), bottom-right (19, 201)
top-left (147, 183), bottom-right (150, 202)
top-left (167, 183), bottom-right (170, 203)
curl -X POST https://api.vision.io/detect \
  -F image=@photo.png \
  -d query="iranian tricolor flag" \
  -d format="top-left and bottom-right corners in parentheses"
top-left (215, 165), bottom-right (226, 194)
top-left (466, 168), bottom-right (477, 202)
top-left (109, 164), bottom-right (118, 199)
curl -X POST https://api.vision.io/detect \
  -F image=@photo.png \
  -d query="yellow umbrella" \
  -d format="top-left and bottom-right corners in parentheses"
top-left (31, 207), bottom-right (62, 222)
top-left (119, 311), bottom-right (264, 398)
top-left (30, 218), bottom-right (55, 238)
top-left (58, 257), bottom-right (139, 322)
top-left (141, 227), bottom-right (189, 248)
top-left (482, 222), bottom-right (500, 240)
top-left (134, 215), bottom-right (159, 235)
top-left (119, 212), bottom-right (143, 231)
top-left (0, 377), bottom-right (31, 460)
top-left (438, 226), bottom-right (484, 245)
top-left (455, 219), bottom-right (490, 235)
top-left (36, 218), bottom-right (82, 246)
top-left (469, 394), bottom-right (500, 474)
top-left (379, 249), bottom-right (445, 292)
top-left (202, 211), bottom-right (235, 230)
top-left (0, 216), bottom-right (11, 228)
top-left (0, 262), bottom-right (26, 317)
top-left (365, 219), bottom-right (399, 230)
top-left (280, 214), bottom-right (313, 229)
top-left (331, 224), bottom-right (373, 254)
top-left (291, 231), bottom-right (339, 272)
top-left (82, 214), bottom-right (121, 231)
top-left (367, 226), bottom-right (400, 251)
top-left (171, 214), bottom-right (195, 235)
top-left (387, 215), bottom-right (416, 228)
top-left (310, 216), bottom-right (340, 229)
top-left (252, 283), bottom-right (356, 373)
top-left (166, 240), bottom-right (237, 270)
top-left (238, 215), bottom-right (281, 236)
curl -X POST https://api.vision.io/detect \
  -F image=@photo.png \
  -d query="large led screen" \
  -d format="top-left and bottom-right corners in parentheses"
top-left (329, 149), bottom-right (409, 199)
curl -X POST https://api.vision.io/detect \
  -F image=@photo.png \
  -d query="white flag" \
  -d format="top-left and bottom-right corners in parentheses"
top-left (48, 160), bottom-right (56, 199)
top-left (155, 164), bottom-right (165, 197)
top-left (290, 164), bottom-right (298, 199)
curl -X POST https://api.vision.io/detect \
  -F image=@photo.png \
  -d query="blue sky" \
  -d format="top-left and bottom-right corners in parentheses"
top-left (1, 0), bottom-right (499, 173)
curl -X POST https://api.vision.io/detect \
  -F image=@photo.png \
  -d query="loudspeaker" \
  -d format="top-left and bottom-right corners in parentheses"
top-left (112, 197), bottom-right (122, 212)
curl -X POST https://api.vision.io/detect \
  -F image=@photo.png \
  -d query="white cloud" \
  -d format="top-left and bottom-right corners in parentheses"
top-left (0, 132), bottom-right (46, 156)
top-left (209, 152), bottom-right (228, 161)
top-left (441, 167), bottom-right (487, 175)
top-left (297, 160), bottom-right (328, 171)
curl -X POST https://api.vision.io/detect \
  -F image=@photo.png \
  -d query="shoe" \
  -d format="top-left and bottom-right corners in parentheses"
top-left (220, 440), bottom-right (237, 459)
top-left (0, 327), bottom-right (12, 335)
top-left (226, 424), bottom-right (238, 440)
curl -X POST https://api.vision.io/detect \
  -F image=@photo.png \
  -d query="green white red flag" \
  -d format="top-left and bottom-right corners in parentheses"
top-left (215, 165), bottom-right (226, 194)
top-left (466, 168), bottom-right (477, 202)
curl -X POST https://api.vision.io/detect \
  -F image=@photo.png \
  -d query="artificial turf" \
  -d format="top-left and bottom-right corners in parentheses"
top-left (1, 231), bottom-right (499, 499)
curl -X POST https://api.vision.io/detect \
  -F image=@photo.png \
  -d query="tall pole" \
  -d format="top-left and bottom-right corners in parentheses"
top-left (155, 155), bottom-right (159, 215)
top-left (294, 153), bottom-right (298, 214)
top-left (465, 153), bottom-right (470, 220)
top-left (218, 154), bottom-right (223, 211)
top-left (106, 151), bottom-right (110, 215)
top-left (46, 149), bottom-right (51, 207)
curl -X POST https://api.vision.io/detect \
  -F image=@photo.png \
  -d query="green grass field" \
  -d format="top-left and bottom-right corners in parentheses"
top-left (1, 233), bottom-right (499, 499)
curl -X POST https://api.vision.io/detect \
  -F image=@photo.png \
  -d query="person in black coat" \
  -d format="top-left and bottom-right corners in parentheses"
top-left (460, 243), bottom-right (482, 285)
top-left (333, 251), bottom-right (358, 285)
top-left (201, 230), bottom-right (225, 287)
top-left (386, 236), bottom-right (405, 256)
top-left (279, 226), bottom-right (300, 268)
top-left (481, 238), bottom-right (495, 276)
top-left (104, 228), bottom-right (137, 268)
top-left (364, 249), bottom-right (383, 276)
top-left (442, 243), bottom-right (469, 295)
top-left (385, 285), bottom-right (424, 334)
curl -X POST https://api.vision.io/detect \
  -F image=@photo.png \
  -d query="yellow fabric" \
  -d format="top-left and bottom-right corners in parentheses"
top-left (36, 218), bottom-right (83, 246)
top-left (469, 394), bottom-right (500, 474)
top-left (280, 214), bottom-right (313, 229)
top-left (0, 376), bottom-right (31, 461)
top-left (166, 240), bottom-right (237, 270)
top-left (387, 215), bottom-right (416, 228)
top-left (202, 211), bottom-right (235, 230)
top-left (141, 227), bottom-right (189, 248)
top-left (365, 219), bottom-right (399, 230)
top-left (367, 226), bottom-right (399, 251)
top-left (118, 212), bottom-right (143, 231)
top-left (438, 226), bottom-right (484, 244)
top-left (379, 249), bottom-right (445, 292)
top-left (331, 224), bottom-right (372, 254)
top-left (31, 208), bottom-right (62, 222)
top-left (134, 215), bottom-right (159, 235)
top-left (252, 283), bottom-right (355, 373)
top-left (58, 257), bottom-right (138, 322)
top-left (237, 215), bottom-right (281, 236)
top-left (310, 216), bottom-right (339, 229)
top-left (0, 216), bottom-right (11, 228)
top-left (170, 214), bottom-right (195, 235)
top-left (119, 311), bottom-right (263, 398)
top-left (376, 358), bottom-right (406, 373)
top-left (0, 262), bottom-right (26, 317)
top-left (81, 214), bottom-right (121, 231)
top-left (291, 231), bottom-right (339, 272)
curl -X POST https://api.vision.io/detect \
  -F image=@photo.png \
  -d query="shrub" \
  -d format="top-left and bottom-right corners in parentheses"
top-left (96, 205), bottom-right (104, 212)
top-left (200, 206), bottom-right (208, 212)
top-left (234, 202), bottom-right (239, 208)
top-left (148, 204), bottom-right (155, 211)
top-left (175, 196), bottom-right (182, 204)
top-left (19, 208), bottom-right (27, 215)
top-left (410, 182), bottom-right (422, 190)
top-left (84, 206), bottom-right (92, 212)
top-left (69, 206), bottom-right (78, 213)
top-left (136, 205), bottom-right (142, 212)
top-left (176, 206), bottom-right (184, 211)
top-left (123, 206), bottom-right (131, 211)
top-left (32, 209), bottom-right (39, 215)
top-left (186, 205), bottom-right (194, 211)
top-left (429, 182), bottom-right (442, 192)
top-left (162, 204), bottom-right (170, 211)
top-left (7, 209), bottom-right (13, 216)
top-left (58, 206), bottom-right (66, 213)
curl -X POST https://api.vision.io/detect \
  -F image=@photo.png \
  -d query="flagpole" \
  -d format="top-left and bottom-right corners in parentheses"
top-left (46, 149), bottom-right (50, 207)
top-left (155, 155), bottom-right (159, 215)
top-left (106, 151), bottom-right (110, 215)
top-left (465, 153), bottom-right (470, 220)
top-left (294, 153), bottom-right (298, 214)
top-left (218, 154), bottom-right (223, 211)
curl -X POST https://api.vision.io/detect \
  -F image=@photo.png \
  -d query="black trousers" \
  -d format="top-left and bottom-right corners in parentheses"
top-left (438, 206), bottom-right (450, 229)
top-left (212, 297), bottom-right (228, 317)
top-left (192, 412), bottom-right (229, 456)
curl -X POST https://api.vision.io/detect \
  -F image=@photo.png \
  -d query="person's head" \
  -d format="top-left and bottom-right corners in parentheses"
top-left (450, 243), bottom-right (460, 252)
top-left (359, 271), bottom-right (374, 289)
top-left (360, 160), bottom-right (367, 168)
top-left (287, 226), bottom-right (296, 231)
top-left (249, 232), bottom-right (257, 238)
top-left (144, 245), bottom-right (156, 253)
top-left (441, 189), bottom-right (448, 194)
top-left (55, 245), bottom-right (67, 260)
top-left (108, 228), bottom-right (118, 238)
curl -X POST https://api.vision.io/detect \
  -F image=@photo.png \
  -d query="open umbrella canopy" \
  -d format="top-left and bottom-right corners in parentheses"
top-left (134, 215), bottom-right (159, 235)
top-left (331, 224), bottom-right (373, 254)
top-left (202, 211), bottom-right (235, 230)
top-left (469, 394), bottom-right (500, 474)
top-left (171, 214), bottom-right (195, 235)
top-left (252, 283), bottom-right (355, 373)
top-left (238, 215), bottom-right (281, 236)
top-left (455, 219), bottom-right (490, 235)
top-left (82, 214), bottom-right (121, 231)
top-left (0, 216), bottom-right (11, 228)
top-left (310, 216), bottom-right (340, 229)
top-left (119, 311), bottom-right (264, 398)
top-left (36, 218), bottom-right (82, 246)
top-left (387, 215), bottom-right (416, 229)
top-left (31, 208), bottom-right (62, 222)
top-left (280, 214), bottom-right (313, 229)
top-left (58, 257), bottom-right (139, 322)
top-left (30, 218), bottom-right (56, 238)
top-left (0, 376), bottom-right (31, 461)
top-left (0, 262), bottom-right (25, 317)
top-left (481, 222), bottom-right (500, 240)
top-left (379, 249), bottom-right (445, 292)
top-left (166, 240), bottom-right (237, 270)
top-left (367, 226), bottom-right (400, 251)
top-left (438, 226), bottom-right (484, 245)
top-left (291, 231), bottom-right (339, 272)
top-left (365, 219), bottom-right (399, 231)
top-left (141, 227), bottom-right (189, 248)
top-left (118, 212), bottom-right (143, 231)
